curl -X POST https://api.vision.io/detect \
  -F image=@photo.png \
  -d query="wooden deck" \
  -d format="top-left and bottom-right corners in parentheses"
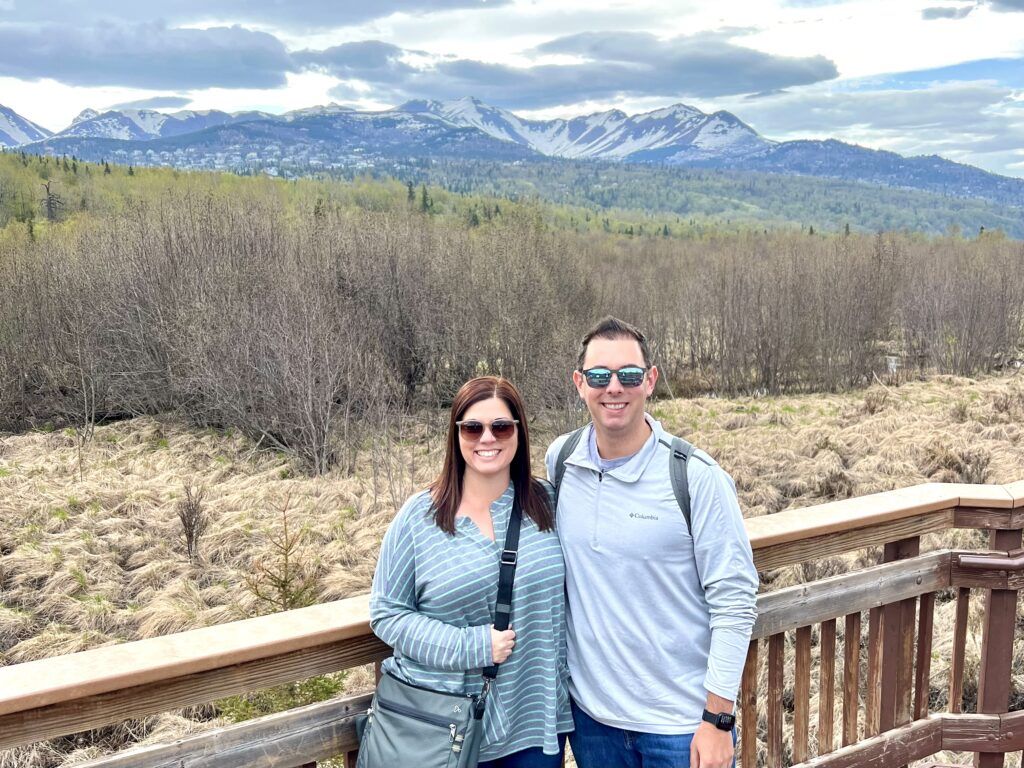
top-left (1, 481), bottom-right (1022, 767)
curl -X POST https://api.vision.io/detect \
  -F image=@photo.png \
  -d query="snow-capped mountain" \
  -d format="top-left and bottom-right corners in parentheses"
top-left (71, 108), bottom-right (100, 126)
top-left (14, 97), bottom-right (1023, 207)
top-left (0, 104), bottom-right (52, 147)
top-left (395, 96), bottom-right (772, 161)
top-left (54, 108), bottom-right (270, 141)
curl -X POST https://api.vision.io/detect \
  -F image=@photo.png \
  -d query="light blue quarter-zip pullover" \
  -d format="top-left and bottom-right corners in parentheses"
top-left (546, 415), bottom-right (758, 734)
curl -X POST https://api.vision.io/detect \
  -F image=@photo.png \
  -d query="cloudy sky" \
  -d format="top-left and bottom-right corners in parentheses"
top-left (1, 0), bottom-right (1023, 176)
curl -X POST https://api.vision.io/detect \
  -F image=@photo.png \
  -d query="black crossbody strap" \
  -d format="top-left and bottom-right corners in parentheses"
top-left (476, 492), bottom-right (523, 716)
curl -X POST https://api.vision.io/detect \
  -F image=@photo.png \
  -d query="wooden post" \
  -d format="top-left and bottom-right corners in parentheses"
top-left (843, 612), bottom-right (861, 747)
top-left (879, 537), bottom-right (920, 737)
top-left (913, 592), bottom-right (935, 721)
top-left (741, 640), bottom-right (759, 768)
top-left (949, 587), bottom-right (970, 714)
top-left (819, 619), bottom-right (837, 756)
top-left (767, 633), bottom-right (785, 767)
top-left (794, 626), bottom-right (812, 763)
top-left (974, 528), bottom-right (1022, 768)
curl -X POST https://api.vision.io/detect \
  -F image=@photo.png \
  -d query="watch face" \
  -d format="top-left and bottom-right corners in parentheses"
top-left (720, 714), bottom-right (736, 729)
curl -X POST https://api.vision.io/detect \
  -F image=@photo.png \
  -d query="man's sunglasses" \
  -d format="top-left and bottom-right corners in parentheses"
top-left (580, 366), bottom-right (647, 388)
top-left (455, 418), bottom-right (519, 440)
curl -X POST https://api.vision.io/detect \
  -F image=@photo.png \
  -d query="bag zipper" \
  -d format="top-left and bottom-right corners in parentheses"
top-left (384, 670), bottom-right (477, 701)
top-left (375, 697), bottom-right (460, 742)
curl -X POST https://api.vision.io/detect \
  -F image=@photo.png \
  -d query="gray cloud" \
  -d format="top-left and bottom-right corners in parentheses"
top-left (0, 22), bottom-right (293, 89)
top-left (108, 96), bottom-right (193, 109)
top-left (0, 0), bottom-right (511, 31)
top-left (317, 32), bottom-right (838, 109)
top-left (922, 5), bottom-right (975, 19)
top-left (296, 41), bottom-right (419, 80)
top-left (987, 0), bottom-right (1024, 9)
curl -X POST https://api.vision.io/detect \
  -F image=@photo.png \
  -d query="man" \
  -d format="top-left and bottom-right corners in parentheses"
top-left (545, 317), bottom-right (758, 768)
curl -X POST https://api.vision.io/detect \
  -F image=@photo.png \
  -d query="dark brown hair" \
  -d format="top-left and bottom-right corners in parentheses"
top-left (577, 316), bottom-right (652, 370)
top-left (430, 376), bottom-right (554, 535)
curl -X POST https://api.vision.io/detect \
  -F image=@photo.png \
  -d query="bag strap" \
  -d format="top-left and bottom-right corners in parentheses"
top-left (666, 436), bottom-right (694, 535)
top-left (554, 425), bottom-right (694, 535)
top-left (476, 492), bottom-right (523, 717)
top-left (553, 426), bottom-right (587, 509)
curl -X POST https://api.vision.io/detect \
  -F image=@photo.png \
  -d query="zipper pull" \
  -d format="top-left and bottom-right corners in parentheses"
top-left (449, 724), bottom-right (457, 742)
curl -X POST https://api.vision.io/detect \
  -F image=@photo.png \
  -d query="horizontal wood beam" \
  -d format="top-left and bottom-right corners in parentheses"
top-left (0, 595), bottom-right (377, 718)
top-left (72, 693), bottom-right (373, 768)
top-left (753, 511), bottom-right (953, 571)
top-left (0, 636), bottom-right (389, 752)
top-left (753, 551), bottom-right (950, 639)
top-left (941, 712), bottom-right (1024, 753)
top-left (790, 715), bottom-right (942, 768)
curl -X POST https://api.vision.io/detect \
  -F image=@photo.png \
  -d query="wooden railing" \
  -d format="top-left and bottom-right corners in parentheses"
top-left (1, 481), bottom-right (1022, 767)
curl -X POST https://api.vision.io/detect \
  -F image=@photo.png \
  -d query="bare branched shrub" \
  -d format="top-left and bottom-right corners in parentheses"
top-left (176, 484), bottom-right (208, 565)
top-left (2, 176), bottom-right (1022, 455)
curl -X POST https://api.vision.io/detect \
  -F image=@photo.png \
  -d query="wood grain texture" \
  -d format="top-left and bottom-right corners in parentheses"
top-left (865, 607), bottom-right (881, 738)
top-left (819, 619), bottom-right (836, 756)
top-left (795, 626), bottom-right (812, 763)
top-left (753, 551), bottom-right (949, 639)
top-left (843, 612), bottom-right (860, 748)
top-left (789, 716), bottom-right (942, 768)
top-left (949, 588), bottom-right (970, 715)
top-left (753, 512), bottom-right (951, 572)
top-left (71, 693), bottom-right (373, 768)
top-left (914, 592), bottom-right (935, 721)
top-left (741, 640), bottom-right (759, 768)
top-left (767, 634), bottom-right (785, 768)
top-left (0, 637), bottom-right (390, 752)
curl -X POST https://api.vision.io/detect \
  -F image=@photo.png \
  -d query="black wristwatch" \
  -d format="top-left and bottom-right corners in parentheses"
top-left (702, 709), bottom-right (736, 731)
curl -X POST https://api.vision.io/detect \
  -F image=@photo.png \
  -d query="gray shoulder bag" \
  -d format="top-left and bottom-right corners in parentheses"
top-left (355, 495), bottom-right (523, 768)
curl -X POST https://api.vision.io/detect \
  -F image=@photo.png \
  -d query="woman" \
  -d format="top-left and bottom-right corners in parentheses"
top-left (370, 376), bottom-right (572, 767)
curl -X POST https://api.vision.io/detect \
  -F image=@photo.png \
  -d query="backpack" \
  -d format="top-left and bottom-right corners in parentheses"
top-left (552, 425), bottom-right (698, 535)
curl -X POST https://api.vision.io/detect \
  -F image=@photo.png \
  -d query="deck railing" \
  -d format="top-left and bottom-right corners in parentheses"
top-left (1, 481), bottom-right (1022, 767)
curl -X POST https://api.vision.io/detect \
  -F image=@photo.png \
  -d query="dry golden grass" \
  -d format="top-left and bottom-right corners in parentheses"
top-left (2, 375), bottom-right (1023, 767)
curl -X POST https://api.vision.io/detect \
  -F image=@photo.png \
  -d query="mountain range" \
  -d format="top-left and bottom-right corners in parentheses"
top-left (3, 97), bottom-right (1022, 208)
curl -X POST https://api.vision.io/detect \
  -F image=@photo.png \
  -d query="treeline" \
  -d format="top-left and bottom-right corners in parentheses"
top-left (340, 157), bottom-right (1024, 239)
top-left (1, 156), bottom-right (1022, 473)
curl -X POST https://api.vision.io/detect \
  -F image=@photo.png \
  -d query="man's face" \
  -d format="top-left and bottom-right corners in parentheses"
top-left (573, 336), bottom-right (658, 436)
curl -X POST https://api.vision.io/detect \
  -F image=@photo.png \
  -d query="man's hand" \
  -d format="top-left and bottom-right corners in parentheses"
top-left (690, 721), bottom-right (734, 768)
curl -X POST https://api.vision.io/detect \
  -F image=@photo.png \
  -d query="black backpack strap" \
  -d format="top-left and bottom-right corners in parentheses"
top-left (553, 426), bottom-right (587, 509)
top-left (477, 494), bottom-right (523, 716)
top-left (667, 436), bottom-right (695, 535)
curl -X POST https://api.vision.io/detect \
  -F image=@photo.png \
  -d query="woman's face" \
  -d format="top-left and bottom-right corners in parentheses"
top-left (458, 396), bottom-right (518, 481)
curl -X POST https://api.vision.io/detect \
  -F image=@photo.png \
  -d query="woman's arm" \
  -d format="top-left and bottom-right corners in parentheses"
top-left (370, 499), bottom-right (493, 671)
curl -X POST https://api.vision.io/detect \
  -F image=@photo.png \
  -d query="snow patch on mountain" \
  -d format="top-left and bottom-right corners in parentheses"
top-left (394, 98), bottom-right (772, 162)
top-left (0, 104), bottom-right (53, 146)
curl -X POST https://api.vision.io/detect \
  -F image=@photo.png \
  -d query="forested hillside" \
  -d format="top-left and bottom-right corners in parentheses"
top-left (1, 152), bottom-right (1022, 475)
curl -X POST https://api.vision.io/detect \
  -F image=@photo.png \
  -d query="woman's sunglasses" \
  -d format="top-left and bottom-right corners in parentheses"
top-left (580, 366), bottom-right (647, 388)
top-left (456, 419), bottom-right (519, 440)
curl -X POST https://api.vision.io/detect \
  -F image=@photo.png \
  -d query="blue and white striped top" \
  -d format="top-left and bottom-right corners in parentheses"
top-left (370, 483), bottom-right (572, 761)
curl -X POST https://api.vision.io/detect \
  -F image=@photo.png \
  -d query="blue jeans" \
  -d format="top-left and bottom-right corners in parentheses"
top-left (570, 700), bottom-right (735, 768)
top-left (478, 733), bottom-right (568, 768)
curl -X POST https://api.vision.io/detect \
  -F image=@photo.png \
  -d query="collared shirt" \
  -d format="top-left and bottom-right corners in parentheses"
top-left (546, 416), bottom-right (758, 734)
top-left (370, 483), bottom-right (572, 760)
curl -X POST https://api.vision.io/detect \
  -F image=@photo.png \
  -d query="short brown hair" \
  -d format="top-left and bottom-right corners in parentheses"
top-left (577, 316), bottom-right (652, 370)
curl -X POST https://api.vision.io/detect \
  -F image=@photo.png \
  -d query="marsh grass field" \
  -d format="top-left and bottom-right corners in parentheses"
top-left (2, 374), bottom-right (1024, 767)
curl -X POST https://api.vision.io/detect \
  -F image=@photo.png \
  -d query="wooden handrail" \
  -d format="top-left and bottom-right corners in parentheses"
top-left (1, 480), bottom-right (1022, 764)
top-left (0, 595), bottom-right (374, 718)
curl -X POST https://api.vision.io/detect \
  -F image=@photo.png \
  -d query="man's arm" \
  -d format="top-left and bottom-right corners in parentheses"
top-left (687, 458), bottom-right (758, 768)
top-left (688, 458), bottom-right (759, 702)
